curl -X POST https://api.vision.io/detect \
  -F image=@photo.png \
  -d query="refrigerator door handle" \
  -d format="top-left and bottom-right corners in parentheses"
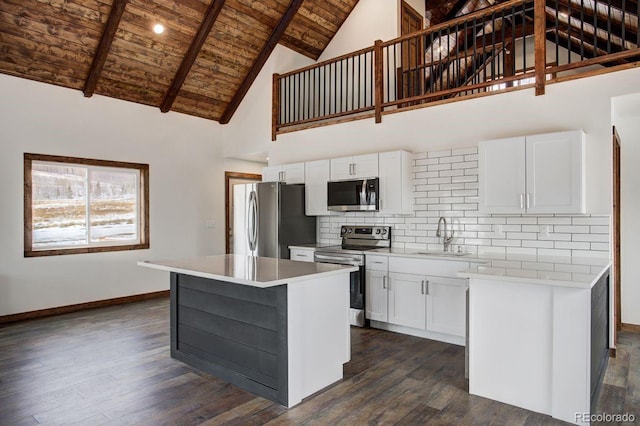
top-left (248, 191), bottom-right (258, 251)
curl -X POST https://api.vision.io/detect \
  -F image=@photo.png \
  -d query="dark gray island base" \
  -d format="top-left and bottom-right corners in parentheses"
top-left (139, 254), bottom-right (356, 407)
top-left (170, 272), bottom-right (288, 405)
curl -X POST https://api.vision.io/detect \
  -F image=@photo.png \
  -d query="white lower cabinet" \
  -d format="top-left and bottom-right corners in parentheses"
top-left (425, 276), bottom-right (467, 337)
top-left (365, 270), bottom-right (388, 322)
top-left (388, 272), bottom-right (426, 329)
top-left (365, 254), bottom-right (469, 344)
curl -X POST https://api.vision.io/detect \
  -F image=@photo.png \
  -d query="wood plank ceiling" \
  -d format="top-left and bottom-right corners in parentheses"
top-left (0, 0), bottom-right (358, 123)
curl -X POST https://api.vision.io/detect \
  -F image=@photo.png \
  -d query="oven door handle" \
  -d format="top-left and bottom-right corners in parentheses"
top-left (314, 254), bottom-right (360, 266)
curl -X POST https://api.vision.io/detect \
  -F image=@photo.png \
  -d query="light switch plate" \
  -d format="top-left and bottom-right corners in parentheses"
top-left (206, 220), bottom-right (216, 229)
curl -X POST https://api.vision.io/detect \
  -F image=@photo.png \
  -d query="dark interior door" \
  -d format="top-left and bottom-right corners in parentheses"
top-left (400, 1), bottom-right (424, 100)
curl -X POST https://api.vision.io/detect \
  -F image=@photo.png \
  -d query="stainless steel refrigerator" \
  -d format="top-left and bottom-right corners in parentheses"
top-left (233, 182), bottom-right (316, 259)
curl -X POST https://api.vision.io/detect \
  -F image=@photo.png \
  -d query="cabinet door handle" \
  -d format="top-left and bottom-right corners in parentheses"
top-left (382, 275), bottom-right (387, 289)
top-left (520, 193), bottom-right (524, 209)
top-left (526, 193), bottom-right (531, 209)
top-left (421, 280), bottom-right (425, 295)
top-left (352, 163), bottom-right (356, 176)
top-left (425, 280), bottom-right (429, 295)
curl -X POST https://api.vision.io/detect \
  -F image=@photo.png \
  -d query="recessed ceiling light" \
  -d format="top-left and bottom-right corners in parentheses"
top-left (153, 24), bottom-right (165, 34)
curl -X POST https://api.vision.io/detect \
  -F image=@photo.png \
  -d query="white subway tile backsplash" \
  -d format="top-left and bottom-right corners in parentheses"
top-left (428, 150), bottom-right (452, 158)
top-left (572, 233), bottom-right (609, 242)
top-left (451, 175), bottom-right (476, 183)
top-left (415, 158), bottom-right (438, 166)
top-left (572, 217), bottom-right (610, 225)
top-left (554, 225), bottom-right (590, 233)
top-left (538, 217), bottom-right (572, 225)
top-left (440, 169), bottom-right (465, 177)
top-left (555, 241), bottom-right (591, 250)
top-left (538, 248), bottom-right (572, 257)
top-left (507, 247), bottom-right (537, 256)
top-left (428, 163), bottom-right (452, 171)
top-left (590, 226), bottom-right (609, 234)
top-left (590, 243), bottom-right (610, 251)
top-left (507, 217), bottom-right (538, 225)
top-left (452, 147), bottom-right (477, 155)
top-left (452, 161), bottom-right (478, 170)
top-left (439, 155), bottom-right (465, 164)
top-left (318, 146), bottom-right (610, 258)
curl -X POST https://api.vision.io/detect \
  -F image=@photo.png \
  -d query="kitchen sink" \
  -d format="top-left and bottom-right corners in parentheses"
top-left (417, 251), bottom-right (471, 257)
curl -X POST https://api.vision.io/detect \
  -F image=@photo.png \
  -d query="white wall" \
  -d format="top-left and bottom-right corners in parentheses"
top-left (0, 74), bottom-right (259, 316)
top-left (223, 44), bottom-right (314, 162)
top-left (317, 0), bottom-right (399, 61)
top-left (404, 0), bottom-right (426, 18)
top-left (612, 92), bottom-right (640, 326)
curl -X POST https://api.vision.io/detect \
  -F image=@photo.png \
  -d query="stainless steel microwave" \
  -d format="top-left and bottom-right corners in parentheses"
top-left (327, 178), bottom-right (379, 212)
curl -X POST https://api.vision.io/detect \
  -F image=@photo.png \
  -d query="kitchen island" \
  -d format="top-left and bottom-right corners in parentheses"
top-left (138, 254), bottom-right (357, 407)
top-left (459, 255), bottom-right (611, 426)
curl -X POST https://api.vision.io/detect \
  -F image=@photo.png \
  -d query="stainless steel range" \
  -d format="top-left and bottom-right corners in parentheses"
top-left (314, 225), bottom-right (391, 327)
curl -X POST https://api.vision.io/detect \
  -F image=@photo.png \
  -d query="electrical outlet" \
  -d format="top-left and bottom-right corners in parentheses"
top-left (206, 220), bottom-right (216, 229)
top-left (539, 225), bottom-right (550, 237)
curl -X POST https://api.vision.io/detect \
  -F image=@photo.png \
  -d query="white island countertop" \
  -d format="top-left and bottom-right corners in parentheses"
top-left (138, 254), bottom-right (357, 288)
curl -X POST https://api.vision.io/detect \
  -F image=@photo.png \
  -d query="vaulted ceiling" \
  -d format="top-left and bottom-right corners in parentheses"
top-left (0, 0), bottom-right (359, 123)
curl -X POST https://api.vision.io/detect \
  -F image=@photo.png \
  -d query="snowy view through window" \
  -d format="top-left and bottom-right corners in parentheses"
top-left (32, 163), bottom-right (139, 249)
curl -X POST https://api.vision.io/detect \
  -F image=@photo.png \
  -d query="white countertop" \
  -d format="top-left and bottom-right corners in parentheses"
top-left (138, 254), bottom-right (357, 288)
top-left (290, 244), bottom-right (611, 288)
top-left (458, 255), bottom-right (611, 289)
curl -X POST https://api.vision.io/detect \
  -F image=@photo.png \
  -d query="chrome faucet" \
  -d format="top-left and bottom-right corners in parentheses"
top-left (436, 217), bottom-right (455, 252)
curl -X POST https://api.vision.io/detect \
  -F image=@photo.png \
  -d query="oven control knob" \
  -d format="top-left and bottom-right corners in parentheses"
top-left (375, 229), bottom-right (381, 234)
top-left (382, 229), bottom-right (387, 234)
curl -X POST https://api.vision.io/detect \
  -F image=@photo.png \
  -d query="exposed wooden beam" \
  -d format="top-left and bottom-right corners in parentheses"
top-left (160, 0), bottom-right (226, 113)
top-left (219, 0), bottom-right (305, 124)
top-left (83, 0), bottom-right (128, 97)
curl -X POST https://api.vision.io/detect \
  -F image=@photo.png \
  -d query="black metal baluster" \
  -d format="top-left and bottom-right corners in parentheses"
top-left (621, 0), bottom-right (626, 50)
top-left (522, 5), bottom-right (526, 76)
top-left (579, 0), bottom-right (585, 59)
top-left (593, 0), bottom-right (598, 58)
top-left (454, 25), bottom-right (459, 92)
top-left (491, 12), bottom-right (496, 82)
top-left (607, 0), bottom-right (612, 53)
top-left (555, 1), bottom-right (559, 67)
top-left (482, 17), bottom-right (487, 84)
top-left (388, 44), bottom-right (392, 102)
top-left (501, 10), bottom-right (506, 81)
top-left (567, 0), bottom-right (572, 63)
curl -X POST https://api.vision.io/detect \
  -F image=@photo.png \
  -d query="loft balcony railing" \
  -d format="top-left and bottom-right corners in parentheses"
top-left (272, 0), bottom-right (640, 139)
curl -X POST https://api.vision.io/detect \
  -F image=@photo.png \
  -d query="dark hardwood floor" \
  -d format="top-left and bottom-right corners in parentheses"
top-left (0, 298), bottom-right (638, 425)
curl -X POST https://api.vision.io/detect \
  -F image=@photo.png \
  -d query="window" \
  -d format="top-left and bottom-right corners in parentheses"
top-left (24, 153), bottom-right (149, 257)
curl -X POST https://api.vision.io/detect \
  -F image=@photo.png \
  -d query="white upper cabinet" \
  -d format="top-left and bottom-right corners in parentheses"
top-left (379, 151), bottom-right (413, 214)
top-left (478, 136), bottom-right (527, 214)
top-left (304, 159), bottom-right (331, 216)
top-left (525, 131), bottom-right (585, 214)
top-left (262, 166), bottom-right (282, 182)
top-left (262, 162), bottom-right (305, 184)
top-left (479, 130), bottom-right (585, 214)
top-left (330, 153), bottom-right (378, 180)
